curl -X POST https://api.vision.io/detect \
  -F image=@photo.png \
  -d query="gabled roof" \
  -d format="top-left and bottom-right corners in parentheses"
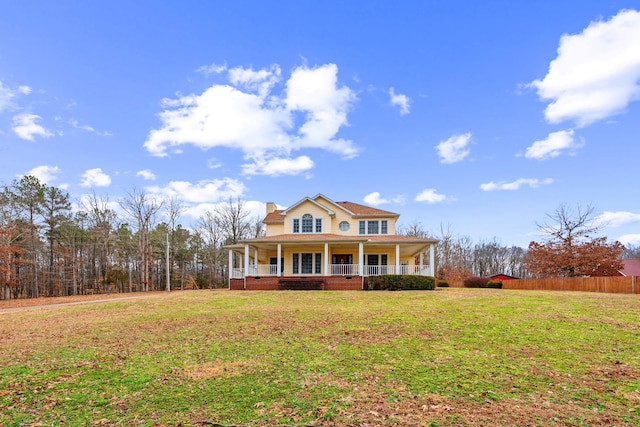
top-left (620, 259), bottom-right (640, 276)
top-left (263, 194), bottom-right (400, 222)
top-left (280, 195), bottom-right (336, 216)
top-left (335, 201), bottom-right (399, 218)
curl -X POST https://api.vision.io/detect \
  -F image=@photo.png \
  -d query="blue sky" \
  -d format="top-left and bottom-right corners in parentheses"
top-left (1, 1), bottom-right (640, 248)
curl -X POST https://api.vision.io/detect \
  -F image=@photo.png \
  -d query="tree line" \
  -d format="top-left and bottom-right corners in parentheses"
top-left (0, 177), bottom-right (634, 300)
top-left (401, 203), bottom-right (632, 283)
top-left (0, 176), bottom-right (261, 300)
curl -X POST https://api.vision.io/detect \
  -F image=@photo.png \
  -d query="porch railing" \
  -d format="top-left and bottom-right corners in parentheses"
top-left (232, 264), bottom-right (432, 278)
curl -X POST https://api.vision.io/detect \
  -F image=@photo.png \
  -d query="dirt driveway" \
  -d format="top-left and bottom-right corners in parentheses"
top-left (0, 291), bottom-right (171, 312)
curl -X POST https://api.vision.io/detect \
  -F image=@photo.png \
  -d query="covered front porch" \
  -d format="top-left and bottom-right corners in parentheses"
top-left (226, 235), bottom-right (436, 290)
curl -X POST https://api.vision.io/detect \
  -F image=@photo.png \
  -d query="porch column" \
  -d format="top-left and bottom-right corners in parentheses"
top-left (244, 244), bottom-right (250, 277)
top-left (277, 244), bottom-right (282, 277)
top-left (254, 247), bottom-right (259, 273)
top-left (430, 244), bottom-right (435, 276)
top-left (358, 242), bottom-right (364, 276)
top-left (324, 243), bottom-right (329, 276)
top-left (419, 250), bottom-right (424, 272)
top-left (228, 249), bottom-right (233, 288)
top-left (395, 244), bottom-right (400, 274)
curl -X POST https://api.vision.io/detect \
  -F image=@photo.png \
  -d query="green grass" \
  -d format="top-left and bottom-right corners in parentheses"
top-left (1, 288), bottom-right (639, 426)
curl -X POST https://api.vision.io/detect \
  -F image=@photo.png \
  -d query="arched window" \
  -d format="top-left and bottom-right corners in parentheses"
top-left (301, 213), bottom-right (313, 233)
top-left (293, 213), bottom-right (322, 233)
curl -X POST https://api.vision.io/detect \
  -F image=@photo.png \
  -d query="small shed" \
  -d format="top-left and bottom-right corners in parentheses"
top-left (490, 274), bottom-right (519, 281)
top-left (619, 259), bottom-right (640, 276)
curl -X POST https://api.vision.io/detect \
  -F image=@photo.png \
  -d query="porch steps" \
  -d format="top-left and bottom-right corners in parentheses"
top-left (278, 279), bottom-right (323, 290)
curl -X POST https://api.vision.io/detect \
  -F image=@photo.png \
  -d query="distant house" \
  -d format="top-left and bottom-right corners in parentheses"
top-left (619, 259), bottom-right (640, 276)
top-left (490, 274), bottom-right (519, 281)
top-left (225, 193), bottom-right (438, 290)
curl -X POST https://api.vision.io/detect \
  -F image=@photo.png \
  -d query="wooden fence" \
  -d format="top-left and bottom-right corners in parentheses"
top-left (503, 276), bottom-right (639, 294)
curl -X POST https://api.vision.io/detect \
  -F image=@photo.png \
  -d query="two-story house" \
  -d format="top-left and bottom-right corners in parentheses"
top-left (226, 193), bottom-right (438, 290)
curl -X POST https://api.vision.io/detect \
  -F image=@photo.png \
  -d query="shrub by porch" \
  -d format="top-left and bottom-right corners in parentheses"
top-left (367, 275), bottom-right (436, 291)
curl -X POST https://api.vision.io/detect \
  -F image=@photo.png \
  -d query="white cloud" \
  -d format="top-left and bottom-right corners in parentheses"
top-left (595, 211), bottom-right (640, 227)
top-left (364, 192), bottom-right (390, 206)
top-left (435, 133), bottom-right (472, 164)
top-left (196, 63), bottom-right (227, 76)
top-left (80, 168), bottom-right (111, 187)
top-left (136, 169), bottom-right (156, 180)
top-left (12, 113), bottom-right (53, 141)
top-left (145, 178), bottom-right (246, 204)
top-left (242, 155), bottom-right (314, 176)
top-left (69, 119), bottom-right (93, 131)
top-left (389, 87), bottom-right (410, 115)
top-left (0, 81), bottom-right (31, 113)
top-left (207, 158), bottom-right (222, 169)
top-left (228, 64), bottom-right (281, 98)
top-left (24, 165), bottom-right (60, 185)
top-left (415, 188), bottom-right (447, 203)
top-left (0, 83), bottom-right (12, 112)
top-left (363, 192), bottom-right (405, 206)
top-left (525, 130), bottom-right (582, 160)
top-left (618, 234), bottom-right (640, 246)
top-left (529, 9), bottom-right (640, 126)
top-left (285, 64), bottom-right (358, 156)
top-left (69, 118), bottom-right (110, 135)
top-left (480, 178), bottom-right (553, 191)
top-left (144, 63), bottom-right (358, 177)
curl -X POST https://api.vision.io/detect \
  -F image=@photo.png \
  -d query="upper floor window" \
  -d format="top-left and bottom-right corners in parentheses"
top-left (358, 220), bottom-right (389, 235)
top-left (302, 214), bottom-right (313, 233)
top-left (293, 213), bottom-right (322, 233)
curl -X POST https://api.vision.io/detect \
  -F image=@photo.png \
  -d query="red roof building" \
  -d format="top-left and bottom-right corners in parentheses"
top-left (620, 259), bottom-right (640, 276)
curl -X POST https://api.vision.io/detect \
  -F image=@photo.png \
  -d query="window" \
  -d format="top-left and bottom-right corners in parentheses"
top-left (293, 213), bottom-right (322, 233)
top-left (302, 214), bottom-right (313, 233)
top-left (292, 252), bottom-right (322, 274)
top-left (339, 221), bottom-right (350, 231)
top-left (292, 253), bottom-right (299, 274)
top-left (301, 253), bottom-right (313, 274)
top-left (358, 220), bottom-right (389, 235)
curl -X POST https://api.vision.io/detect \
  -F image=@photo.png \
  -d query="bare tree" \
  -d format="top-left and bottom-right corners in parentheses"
top-left (119, 188), bottom-right (163, 291)
top-left (536, 203), bottom-right (601, 245)
top-left (165, 198), bottom-right (185, 290)
top-left (82, 193), bottom-right (118, 293)
top-left (215, 198), bottom-right (252, 244)
top-left (622, 244), bottom-right (640, 259)
top-left (196, 210), bottom-right (225, 287)
top-left (434, 223), bottom-right (473, 283)
top-left (399, 219), bottom-right (430, 238)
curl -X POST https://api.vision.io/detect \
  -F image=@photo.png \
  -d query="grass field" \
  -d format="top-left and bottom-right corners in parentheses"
top-left (1, 288), bottom-right (639, 426)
